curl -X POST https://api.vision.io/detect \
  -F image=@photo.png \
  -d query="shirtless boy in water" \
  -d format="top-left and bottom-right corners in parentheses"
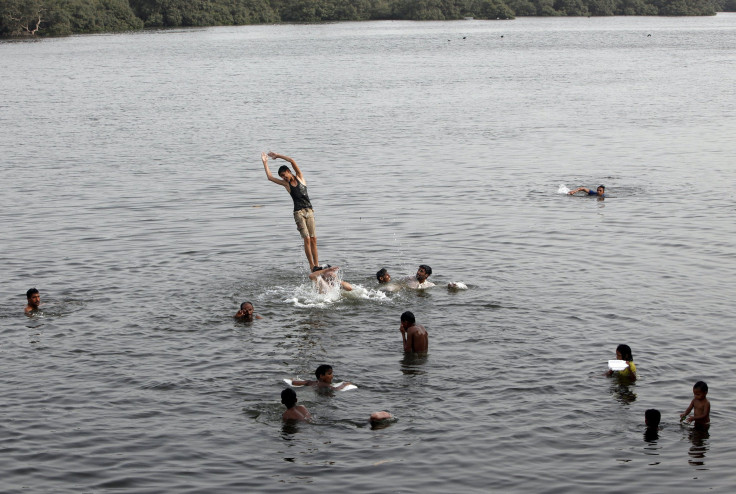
top-left (25, 288), bottom-right (41, 315)
top-left (680, 381), bottom-right (710, 429)
top-left (281, 388), bottom-right (311, 422)
top-left (399, 311), bottom-right (428, 353)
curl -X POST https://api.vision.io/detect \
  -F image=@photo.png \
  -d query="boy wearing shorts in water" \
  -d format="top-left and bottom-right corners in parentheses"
top-left (261, 151), bottom-right (319, 270)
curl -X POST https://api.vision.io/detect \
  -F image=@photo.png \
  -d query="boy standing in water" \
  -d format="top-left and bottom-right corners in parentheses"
top-left (261, 151), bottom-right (319, 270)
top-left (680, 381), bottom-right (710, 429)
top-left (281, 388), bottom-right (311, 422)
top-left (399, 311), bottom-right (428, 353)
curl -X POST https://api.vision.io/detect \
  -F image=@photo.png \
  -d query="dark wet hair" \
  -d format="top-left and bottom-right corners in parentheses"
top-left (315, 364), bottom-right (332, 379)
top-left (240, 301), bottom-right (253, 310)
top-left (277, 165), bottom-right (290, 176)
top-left (419, 264), bottom-right (432, 276)
top-left (401, 311), bottom-right (415, 325)
top-left (693, 381), bottom-right (708, 394)
top-left (597, 185), bottom-right (605, 191)
top-left (645, 409), bottom-right (661, 428)
top-left (26, 288), bottom-right (39, 299)
top-left (281, 388), bottom-right (297, 408)
top-left (616, 344), bottom-right (633, 361)
top-left (376, 268), bottom-right (388, 281)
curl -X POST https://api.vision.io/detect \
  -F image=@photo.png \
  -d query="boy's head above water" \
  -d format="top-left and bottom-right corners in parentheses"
top-left (693, 381), bottom-right (708, 397)
top-left (281, 388), bottom-right (297, 409)
top-left (315, 364), bottom-right (333, 383)
top-left (615, 344), bottom-right (633, 361)
top-left (376, 268), bottom-right (390, 283)
top-left (645, 409), bottom-right (661, 428)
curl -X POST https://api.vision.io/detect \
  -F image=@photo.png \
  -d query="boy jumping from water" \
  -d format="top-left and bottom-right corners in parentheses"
top-left (261, 151), bottom-right (319, 270)
top-left (680, 381), bottom-right (710, 429)
top-left (309, 265), bottom-right (353, 293)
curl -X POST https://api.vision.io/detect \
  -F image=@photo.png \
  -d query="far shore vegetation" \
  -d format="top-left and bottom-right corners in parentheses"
top-left (2, 0), bottom-right (734, 38)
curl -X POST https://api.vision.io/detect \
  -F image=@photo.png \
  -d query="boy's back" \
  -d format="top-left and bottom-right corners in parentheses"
top-left (283, 405), bottom-right (311, 422)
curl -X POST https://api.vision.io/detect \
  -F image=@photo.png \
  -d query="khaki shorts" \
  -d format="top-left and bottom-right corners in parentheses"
top-left (293, 208), bottom-right (316, 238)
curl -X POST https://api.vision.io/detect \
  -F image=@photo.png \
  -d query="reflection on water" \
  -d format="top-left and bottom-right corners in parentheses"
top-left (400, 353), bottom-right (428, 376)
top-left (687, 426), bottom-right (710, 468)
top-left (609, 381), bottom-right (637, 405)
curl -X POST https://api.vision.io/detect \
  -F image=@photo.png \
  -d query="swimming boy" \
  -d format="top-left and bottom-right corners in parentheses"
top-left (376, 268), bottom-right (391, 283)
top-left (281, 388), bottom-right (311, 422)
top-left (291, 364), bottom-right (354, 390)
top-left (405, 265), bottom-right (434, 289)
top-left (568, 185), bottom-right (605, 197)
top-left (399, 311), bottom-right (428, 353)
top-left (234, 301), bottom-right (262, 321)
top-left (25, 288), bottom-right (41, 314)
top-left (680, 381), bottom-right (710, 428)
top-left (309, 265), bottom-right (353, 293)
top-left (261, 151), bottom-right (319, 270)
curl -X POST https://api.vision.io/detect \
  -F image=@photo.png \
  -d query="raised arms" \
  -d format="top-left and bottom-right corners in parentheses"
top-left (262, 152), bottom-right (288, 188)
top-left (268, 151), bottom-right (304, 184)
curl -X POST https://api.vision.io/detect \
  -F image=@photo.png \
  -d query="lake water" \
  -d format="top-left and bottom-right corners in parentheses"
top-left (1, 14), bottom-right (735, 493)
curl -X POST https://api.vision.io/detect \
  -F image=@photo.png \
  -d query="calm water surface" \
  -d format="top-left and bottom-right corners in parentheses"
top-left (1, 15), bottom-right (735, 493)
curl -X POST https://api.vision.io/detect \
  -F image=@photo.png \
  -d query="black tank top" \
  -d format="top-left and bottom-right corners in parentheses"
top-left (288, 179), bottom-right (313, 212)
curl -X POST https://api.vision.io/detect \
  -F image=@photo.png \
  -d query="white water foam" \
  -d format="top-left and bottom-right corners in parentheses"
top-left (558, 184), bottom-right (570, 194)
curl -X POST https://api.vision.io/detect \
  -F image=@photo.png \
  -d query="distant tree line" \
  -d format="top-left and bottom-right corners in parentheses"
top-left (2, 0), bottom-right (734, 37)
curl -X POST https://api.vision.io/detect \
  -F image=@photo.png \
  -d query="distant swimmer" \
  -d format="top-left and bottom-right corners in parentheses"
top-left (234, 301), bottom-right (262, 321)
top-left (309, 265), bottom-right (353, 293)
top-left (25, 288), bottom-right (41, 315)
top-left (369, 411), bottom-right (394, 429)
top-left (568, 185), bottom-right (605, 198)
top-left (399, 311), bottom-right (428, 354)
top-left (405, 264), bottom-right (435, 289)
top-left (291, 364), bottom-right (354, 390)
top-left (281, 388), bottom-right (312, 422)
top-left (261, 151), bottom-right (319, 271)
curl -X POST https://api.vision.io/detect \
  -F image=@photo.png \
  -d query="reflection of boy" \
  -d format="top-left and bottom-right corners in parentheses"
top-left (291, 364), bottom-right (354, 390)
top-left (281, 388), bottom-right (311, 422)
top-left (680, 381), bottom-right (710, 428)
top-left (25, 288), bottom-right (41, 315)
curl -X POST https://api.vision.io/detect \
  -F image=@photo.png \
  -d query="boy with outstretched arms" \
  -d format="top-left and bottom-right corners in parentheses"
top-left (261, 151), bottom-right (319, 270)
top-left (291, 364), bottom-right (353, 390)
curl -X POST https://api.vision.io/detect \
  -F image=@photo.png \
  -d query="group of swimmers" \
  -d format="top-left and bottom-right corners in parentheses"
top-left (605, 343), bottom-right (711, 436)
top-left (21, 158), bottom-right (708, 429)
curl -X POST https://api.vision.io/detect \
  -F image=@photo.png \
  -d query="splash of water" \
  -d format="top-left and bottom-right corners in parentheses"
top-left (558, 184), bottom-right (570, 194)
